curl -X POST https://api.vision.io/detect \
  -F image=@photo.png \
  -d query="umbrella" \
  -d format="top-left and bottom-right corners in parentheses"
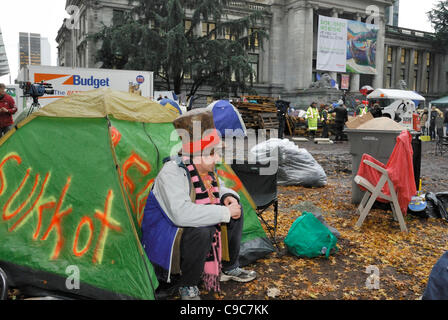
top-left (360, 85), bottom-right (374, 96)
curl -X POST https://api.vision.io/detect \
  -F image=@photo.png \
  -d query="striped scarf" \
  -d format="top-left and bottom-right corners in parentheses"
top-left (186, 163), bottom-right (222, 292)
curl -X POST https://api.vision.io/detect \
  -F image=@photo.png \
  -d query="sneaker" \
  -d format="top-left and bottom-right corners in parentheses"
top-left (220, 268), bottom-right (257, 283)
top-left (179, 286), bottom-right (201, 300)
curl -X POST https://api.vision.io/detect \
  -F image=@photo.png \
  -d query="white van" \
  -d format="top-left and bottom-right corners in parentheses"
top-left (367, 89), bottom-right (425, 131)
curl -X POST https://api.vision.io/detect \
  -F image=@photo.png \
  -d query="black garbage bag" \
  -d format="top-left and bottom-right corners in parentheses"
top-left (425, 193), bottom-right (448, 221)
top-left (423, 251), bottom-right (448, 300)
top-left (436, 192), bottom-right (448, 218)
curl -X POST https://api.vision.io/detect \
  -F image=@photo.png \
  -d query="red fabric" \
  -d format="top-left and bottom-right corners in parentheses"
top-left (356, 130), bottom-right (417, 215)
top-left (0, 94), bottom-right (17, 127)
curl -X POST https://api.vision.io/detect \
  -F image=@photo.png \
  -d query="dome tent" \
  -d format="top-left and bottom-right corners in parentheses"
top-left (206, 100), bottom-right (247, 137)
top-left (0, 89), bottom-right (272, 299)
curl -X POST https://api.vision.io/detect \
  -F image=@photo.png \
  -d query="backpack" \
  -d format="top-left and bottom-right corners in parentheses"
top-left (284, 212), bottom-right (338, 259)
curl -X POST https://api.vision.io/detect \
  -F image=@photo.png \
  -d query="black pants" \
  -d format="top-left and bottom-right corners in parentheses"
top-left (322, 122), bottom-right (329, 138)
top-left (178, 215), bottom-right (244, 287)
top-left (430, 126), bottom-right (436, 140)
top-left (0, 125), bottom-right (13, 138)
top-left (278, 117), bottom-right (285, 139)
top-left (334, 122), bottom-right (344, 141)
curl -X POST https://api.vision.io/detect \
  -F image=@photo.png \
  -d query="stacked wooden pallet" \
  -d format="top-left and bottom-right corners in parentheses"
top-left (235, 96), bottom-right (278, 130)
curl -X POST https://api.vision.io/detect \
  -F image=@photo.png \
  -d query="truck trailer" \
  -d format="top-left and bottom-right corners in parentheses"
top-left (17, 65), bottom-right (154, 108)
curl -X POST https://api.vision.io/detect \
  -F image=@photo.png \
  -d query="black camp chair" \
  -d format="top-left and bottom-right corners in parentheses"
top-left (231, 161), bottom-right (280, 249)
top-left (435, 128), bottom-right (448, 156)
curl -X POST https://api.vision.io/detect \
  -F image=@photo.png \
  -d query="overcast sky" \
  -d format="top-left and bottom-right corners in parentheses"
top-left (0, 0), bottom-right (442, 84)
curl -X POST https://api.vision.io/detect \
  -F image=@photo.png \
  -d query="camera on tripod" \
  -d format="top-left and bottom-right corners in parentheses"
top-left (18, 81), bottom-right (55, 104)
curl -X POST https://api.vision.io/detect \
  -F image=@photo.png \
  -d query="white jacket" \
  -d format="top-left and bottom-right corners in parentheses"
top-left (152, 160), bottom-right (240, 228)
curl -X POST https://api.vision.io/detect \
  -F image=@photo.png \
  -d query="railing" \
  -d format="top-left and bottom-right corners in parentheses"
top-left (228, 1), bottom-right (269, 11)
top-left (386, 25), bottom-right (435, 40)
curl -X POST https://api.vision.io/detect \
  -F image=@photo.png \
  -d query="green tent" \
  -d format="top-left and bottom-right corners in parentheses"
top-left (431, 96), bottom-right (448, 107)
top-left (0, 89), bottom-right (272, 300)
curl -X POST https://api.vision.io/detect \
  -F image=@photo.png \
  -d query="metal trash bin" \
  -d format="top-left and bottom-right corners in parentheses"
top-left (345, 128), bottom-right (403, 204)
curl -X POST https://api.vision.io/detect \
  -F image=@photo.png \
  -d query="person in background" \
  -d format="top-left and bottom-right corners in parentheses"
top-left (435, 110), bottom-right (444, 140)
top-left (0, 83), bottom-right (18, 138)
top-left (430, 106), bottom-right (438, 141)
top-left (306, 102), bottom-right (319, 140)
top-left (275, 99), bottom-right (290, 139)
top-left (370, 103), bottom-right (383, 119)
top-left (420, 108), bottom-right (429, 136)
top-left (444, 109), bottom-right (448, 137)
top-left (357, 101), bottom-right (369, 117)
top-left (320, 104), bottom-right (329, 139)
top-left (328, 102), bottom-right (348, 142)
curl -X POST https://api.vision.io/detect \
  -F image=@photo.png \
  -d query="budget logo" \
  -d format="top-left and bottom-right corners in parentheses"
top-left (34, 73), bottom-right (111, 89)
top-left (66, 75), bottom-right (111, 89)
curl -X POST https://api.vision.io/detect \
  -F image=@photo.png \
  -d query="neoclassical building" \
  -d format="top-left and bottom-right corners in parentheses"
top-left (56, 0), bottom-right (447, 107)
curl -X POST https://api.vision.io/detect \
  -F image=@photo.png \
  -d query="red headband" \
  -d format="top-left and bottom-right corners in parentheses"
top-left (182, 129), bottom-right (221, 155)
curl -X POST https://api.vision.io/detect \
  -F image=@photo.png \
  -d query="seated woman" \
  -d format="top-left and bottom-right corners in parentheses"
top-left (141, 109), bottom-right (256, 300)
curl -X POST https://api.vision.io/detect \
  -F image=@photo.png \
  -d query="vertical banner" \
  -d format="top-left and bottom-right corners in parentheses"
top-left (346, 20), bottom-right (379, 74)
top-left (341, 74), bottom-right (350, 90)
top-left (317, 15), bottom-right (379, 75)
top-left (316, 15), bottom-right (348, 73)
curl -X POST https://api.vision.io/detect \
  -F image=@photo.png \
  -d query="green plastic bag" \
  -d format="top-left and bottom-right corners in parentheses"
top-left (284, 212), bottom-right (338, 259)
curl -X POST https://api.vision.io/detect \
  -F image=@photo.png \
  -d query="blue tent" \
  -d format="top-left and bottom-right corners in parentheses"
top-left (206, 100), bottom-right (247, 137)
top-left (159, 98), bottom-right (182, 115)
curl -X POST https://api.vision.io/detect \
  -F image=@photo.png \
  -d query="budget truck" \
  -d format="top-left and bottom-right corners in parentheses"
top-left (16, 65), bottom-right (154, 108)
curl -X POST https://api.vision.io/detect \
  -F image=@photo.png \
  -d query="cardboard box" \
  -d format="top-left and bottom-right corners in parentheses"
top-left (345, 112), bottom-right (374, 129)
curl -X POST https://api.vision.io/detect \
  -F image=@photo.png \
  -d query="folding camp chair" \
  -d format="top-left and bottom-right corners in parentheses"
top-left (354, 130), bottom-right (417, 233)
top-left (435, 128), bottom-right (448, 156)
top-left (354, 159), bottom-right (408, 232)
top-left (231, 161), bottom-right (280, 249)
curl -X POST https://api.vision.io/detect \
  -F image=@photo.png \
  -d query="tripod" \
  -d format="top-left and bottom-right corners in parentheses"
top-left (26, 97), bottom-right (42, 117)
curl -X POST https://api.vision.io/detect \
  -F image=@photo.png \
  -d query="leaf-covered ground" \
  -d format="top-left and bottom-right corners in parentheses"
top-left (203, 140), bottom-right (448, 300)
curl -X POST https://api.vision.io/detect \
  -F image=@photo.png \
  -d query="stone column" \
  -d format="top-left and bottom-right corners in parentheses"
top-left (428, 52), bottom-right (437, 93)
top-left (439, 55), bottom-right (447, 94)
top-left (407, 49), bottom-right (416, 91)
top-left (432, 53), bottom-right (440, 94)
top-left (302, 4), bottom-right (315, 89)
top-left (393, 46), bottom-right (402, 89)
top-left (419, 51), bottom-right (428, 93)
top-left (350, 13), bottom-right (362, 92)
top-left (284, 3), bottom-right (314, 91)
top-left (268, 4), bottom-right (285, 87)
top-left (373, 16), bottom-right (386, 89)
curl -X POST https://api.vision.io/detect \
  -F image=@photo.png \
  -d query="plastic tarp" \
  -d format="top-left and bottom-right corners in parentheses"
top-left (206, 100), bottom-right (247, 137)
top-left (251, 139), bottom-right (327, 187)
